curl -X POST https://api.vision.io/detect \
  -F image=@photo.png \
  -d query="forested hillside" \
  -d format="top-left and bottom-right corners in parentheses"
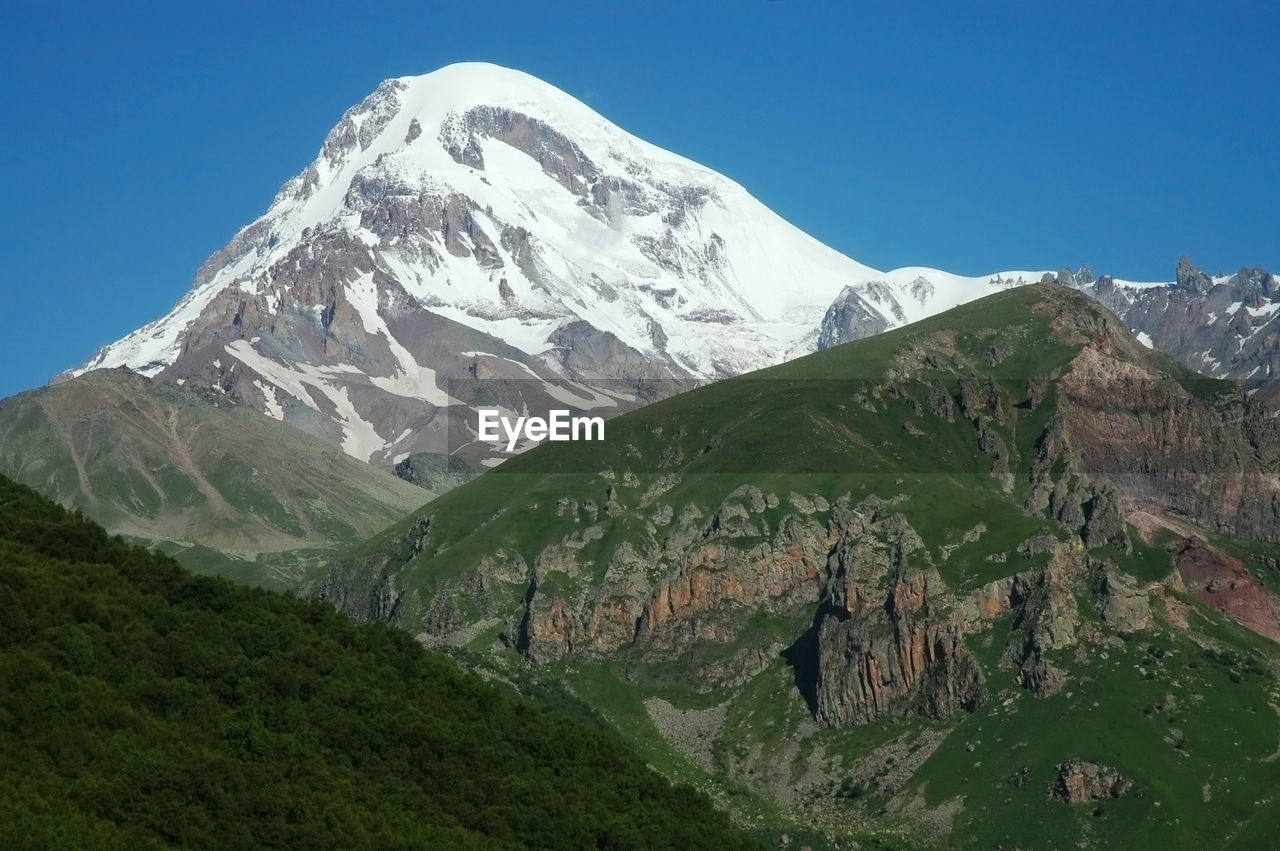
top-left (0, 474), bottom-right (758, 849)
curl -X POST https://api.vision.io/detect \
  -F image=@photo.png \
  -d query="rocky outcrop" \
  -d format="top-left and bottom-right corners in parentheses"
top-left (814, 575), bottom-right (986, 725)
top-left (393, 452), bottom-right (476, 492)
top-left (316, 548), bottom-right (409, 625)
top-left (423, 486), bottom-right (1060, 719)
top-left (1230, 265), bottom-right (1279, 298)
top-left (1051, 760), bottom-right (1133, 804)
top-left (926, 380), bottom-right (955, 421)
top-left (1175, 255), bottom-right (1214, 295)
top-left (1003, 543), bottom-right (1081, 697)
top-left (547, 321), bottom-right (692, 385)
top-left (463, 106), bottom-right (600, 198)
top-left (1093, 564), bottom-right (1153, 633)
top-left (517, 595), bottom-right (584, 664)
top-left (1082, 483), bottom-right (1130, 552)
top-left (638, 514), bottom-right (831, 643)
top-left (1086, 258), bottom-right (1280, 410)
top-left (816, 286), bottom-right (891, 350)
top-left (812, 510), bottom-right (985, 725)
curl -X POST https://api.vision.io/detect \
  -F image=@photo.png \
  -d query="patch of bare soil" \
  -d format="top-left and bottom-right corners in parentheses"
top-left (1125, 503), bottom-right (1199, 544)
top-left (1174, 536), bottom-right (1280, 643)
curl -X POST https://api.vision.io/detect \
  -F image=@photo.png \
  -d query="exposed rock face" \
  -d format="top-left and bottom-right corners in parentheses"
top-left (1084, 258), bottom-right (1280, 410)
top-left (638, 530), bottom-right (827, 641)
top-left (1094, 564), bottom-right (1153, 633)
top-left (1082, 484), bottom-right (1130, 552)
top-left (814, 570), bottom-right (986, 725)
top-left (1053, 342), bottom-right (1280, 543)
top-left (816, 285), bottom-right (892, 350)
top-left (393, 452), bottom-right (476, 492)
top-left (547, 321), bottom-right (679, 386)
top-left (1002, 543), bottom-right (1082, 697)
top-left (358, 477), bottom-right (1109, 727)
top-left (144, 217), bottom-right (621, 467)
top-left (321, 290), bottom-right (1280, 730)
top-left (1010, 298), bottom-right (1280, 561)
top-left (1175, 255), bottom-right (1214, 295)
top-left (316, 514), bottom-right (435, 622)
top-left (461, 106), bottom-right (600, 197)
top-left (1051, 760), bottom-right (1134, 804)
top-left (810, 507), bottom-right (985, 724)
top-left (319, 288), bottom-right (1280, 743)
top-left (509, 497), bottom-right (837, 673)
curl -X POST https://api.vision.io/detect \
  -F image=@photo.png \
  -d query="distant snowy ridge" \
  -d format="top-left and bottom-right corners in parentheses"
top-left (1082, 261), bottom-right (1280, 409)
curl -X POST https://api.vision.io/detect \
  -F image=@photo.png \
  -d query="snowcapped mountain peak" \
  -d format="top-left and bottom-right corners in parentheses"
top-left (400, 62), bottom-right (619, 133)
top-left (70, 63), bottom-right (1069, 466)
top-left (269, 63), bottom-right (729, 243)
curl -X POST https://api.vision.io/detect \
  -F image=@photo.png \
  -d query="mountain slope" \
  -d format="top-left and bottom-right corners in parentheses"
top-left (317, 286), bottom-right (1280, 848)
top-left (0, 473), bottom-right (760, 850)
top-left (65, 62), bottom-right (1047, 469)
top-left (0, 368), bottom-right (427, 589)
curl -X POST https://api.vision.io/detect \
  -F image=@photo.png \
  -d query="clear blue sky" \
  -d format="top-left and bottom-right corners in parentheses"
top-left (3, 1), bottom-right (1277, 399)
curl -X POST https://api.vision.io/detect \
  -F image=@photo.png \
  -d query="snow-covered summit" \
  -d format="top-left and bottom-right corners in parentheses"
top-left (72, 62), bottom-right (1067, 464)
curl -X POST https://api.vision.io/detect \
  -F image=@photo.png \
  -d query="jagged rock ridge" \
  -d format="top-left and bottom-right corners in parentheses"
top-left (318, 285), bottom-right (1280, 705)
top-left (1082, 256), bottom-right (1280, 409)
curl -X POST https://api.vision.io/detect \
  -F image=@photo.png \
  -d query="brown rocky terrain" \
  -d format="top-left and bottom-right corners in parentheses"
top-left (322, 289), bottom-right (1280, 716)
top-left (1030, 311), bottom-right (1280, 543)
top-left (1173, 536), bottom-right (1280, 643)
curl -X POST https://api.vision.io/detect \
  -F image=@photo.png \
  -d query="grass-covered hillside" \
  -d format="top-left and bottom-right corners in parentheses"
top-left (319, 285), bottom-right (1280, 848)
top-left (0, 368), bottom-right (429, 590)
top-left (0, 473), bottom-right (761, 850)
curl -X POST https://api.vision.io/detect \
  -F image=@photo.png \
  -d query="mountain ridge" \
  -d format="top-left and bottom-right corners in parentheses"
top-left (313, 285), bottom-right (1280, 847)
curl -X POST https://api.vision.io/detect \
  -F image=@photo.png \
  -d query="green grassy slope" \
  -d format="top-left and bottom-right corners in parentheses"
top-left (336, 286), bottom-right (1187, 607)
top-left (321, 285), bottom-right (1280, 849)
top-left (0, 368), bottom-right (428, 589)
